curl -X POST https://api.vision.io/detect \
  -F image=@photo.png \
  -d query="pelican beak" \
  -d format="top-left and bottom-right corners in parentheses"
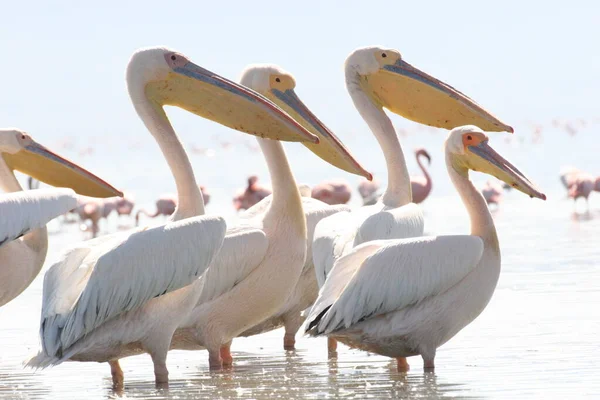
top-left (2, 140), bottom-right (122, 198)
top-left (466, 141), bottom-right (546, 200)
top-left (268, 88), bottom-right (372, 180)
top-left (364, 59), bottom-right (513, 133)
top-left (145, 55), bottom-right (319, 144)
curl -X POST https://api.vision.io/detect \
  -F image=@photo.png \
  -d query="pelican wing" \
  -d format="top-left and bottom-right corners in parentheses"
top-left (354, 203), bottom-right (424, 246)
top-left (196, 225), bottom-right (268, 304)
top-left (303, 200), bottom-right (350, 275)
top-left (40, 216), bottom-right (226, 357)
top-left (306, 235), bottom-right (484, 335)
top-left (0, 189), bottom-right (77, 247)
top-left (312, 210), bottom-right (358, 288)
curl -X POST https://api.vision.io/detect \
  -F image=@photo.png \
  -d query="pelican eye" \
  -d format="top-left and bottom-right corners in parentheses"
top-left (171, 55), bottom-right (176, 61)
top-left (275, 78), bottom-right (281, 83)
top-left (467, 135), bottom-right (472, 140)
top-left (382, 53), bottom-right (387, 58)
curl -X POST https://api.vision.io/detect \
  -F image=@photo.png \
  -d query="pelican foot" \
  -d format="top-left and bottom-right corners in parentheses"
top-left (396, 357), bottom-right (410, 372)
top-left (154, 362), bottom-right (169, 388)
top-left (283, 333), bottom-right (296, 350)
top-left (208, 350), bottom-right (223, 370)
top-left (109, 360), bottom-right (124, 388)
top-left (220, 344), bottom-right (233, 367)
top-left (327, 337), bottom-right (338, 353)
top-left (423, 359), bottom-right (435, 371)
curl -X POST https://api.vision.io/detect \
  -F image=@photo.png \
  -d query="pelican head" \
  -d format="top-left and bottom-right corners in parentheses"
top-left (345, 46), bottom-right (513, 133)
top-left (0, 129), bottom-right (121, 197)
top-left (239, 65), bottom-right (371, 180)
top-left (446, 125), bottom-right (545, 200)
top-left (126, 47), bottom-right (318, 144)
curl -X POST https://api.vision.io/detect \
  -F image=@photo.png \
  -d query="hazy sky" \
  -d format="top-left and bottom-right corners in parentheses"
top-left (1, 1), bottom-right (598, 196)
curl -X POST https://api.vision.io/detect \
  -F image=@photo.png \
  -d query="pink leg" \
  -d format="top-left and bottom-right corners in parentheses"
top-left (208, 348), bottom-right (223, 370)
top-left (109, 360), bottom-right (124, 387)
top-left (327, 337), bottom-right (338, 353)
top-left (284, 333), bottom-right (296, 350)
top-left (220, 341), bottom-right (233, 367)
top-left (396, 357), bottom-right (410, 372)
top-left (423, 358), bottom-right (435, 370)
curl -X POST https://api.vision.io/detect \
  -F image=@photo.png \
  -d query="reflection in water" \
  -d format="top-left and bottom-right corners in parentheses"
top-left (0, 194), bottom-right (599, 399)
top-left (571, 210), bottom-right (592, 221)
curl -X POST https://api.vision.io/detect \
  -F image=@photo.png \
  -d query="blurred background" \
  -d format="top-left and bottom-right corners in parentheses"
top-left (1, 0), bottom-right (598, 223)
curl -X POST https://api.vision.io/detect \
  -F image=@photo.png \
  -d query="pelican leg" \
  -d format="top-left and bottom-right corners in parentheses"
top-left (220, 341), bottom-right (233, 367)
top-left (150, 351), bottom-right (169, 387)
top-left (208, 347), bottom-right (223, 370)
top-left (109, 360), bottom-right (124, 387)
top-left (396, 357), bottom-right (410, 372)
top-left (143, 335), bottom-right (171, 387)
top-left (423, 358), bottom-right (435, 371)
top-left (283, 333), bottom-right (296, 350)
top-left (283, 313), bottom-right (303, 350)
top-left (327, 337), bottom-right (338, 354)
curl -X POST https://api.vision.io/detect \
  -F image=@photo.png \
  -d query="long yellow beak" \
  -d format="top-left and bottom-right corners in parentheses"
top-left (364, 59), bottom-right (513, 133)
top-left (466, 141), bottom-right (545, 200)
top-left (2, 140), bottom-right (122, 198)
top-left (145, 55), bottom-right (319, 144)
top-left (266, 88), bottom-right (372, 180)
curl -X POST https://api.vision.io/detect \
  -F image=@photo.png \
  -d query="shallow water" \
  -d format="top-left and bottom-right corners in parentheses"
top-left (2, 122), bottom-right (600, 398)
top-left (1, 188), bottom-right (599, 399)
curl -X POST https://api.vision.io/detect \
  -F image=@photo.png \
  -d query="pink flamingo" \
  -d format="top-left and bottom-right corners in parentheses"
top-left (560, 166), bottom-right (600, 204)
top-left (233, 175), bottom-right (272, 211)
top-left (135, 186), bottom-right (209, 226)
top-left (410, 148), bottom-right (432, 204)
top-left (102, 192), bottom-right (136, 219)
top-left (567, 174), bottom-right (596, 207)
top-left (73, 196), bottom-right (105, 238)
top-left (560, 166), bottom-right (584, 190)
top-left (358, 178), bottom-right (381, 205)
top-left (481, 180), bottom-right (504, 206)
top-left (311, 180), bottom-right (352, 205)
top-left (135, 194), bottom-right (177, 226)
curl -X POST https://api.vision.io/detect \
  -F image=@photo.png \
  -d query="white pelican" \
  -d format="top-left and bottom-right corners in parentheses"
top-left (174, 64), bottom-right (370, 363)
top-left (306, 126), bottom-right (546, 371)
top-left (0, 128), bottom-right (121, 307)
top-left (312, 46), bottom-right (513, 351)
top-left (28, 47), bottom-right (319, 386)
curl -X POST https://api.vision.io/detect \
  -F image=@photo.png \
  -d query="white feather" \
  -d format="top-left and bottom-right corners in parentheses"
top-left (307, 235), bottom-right (483, 334)
top-left (196, 225), bottom-right (268, 304)
top-left (354, 203), bottom-right (424, 246)
top-left (313, 202), bottom-right (424, 288)
top-left (0, 189), bottom-right (77, 247)
top-left (38, 215), bottom-right (226, 359)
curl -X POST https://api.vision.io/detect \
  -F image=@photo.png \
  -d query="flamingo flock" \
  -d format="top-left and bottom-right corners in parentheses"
top-left (0, 45), bottom-right (551, 391)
